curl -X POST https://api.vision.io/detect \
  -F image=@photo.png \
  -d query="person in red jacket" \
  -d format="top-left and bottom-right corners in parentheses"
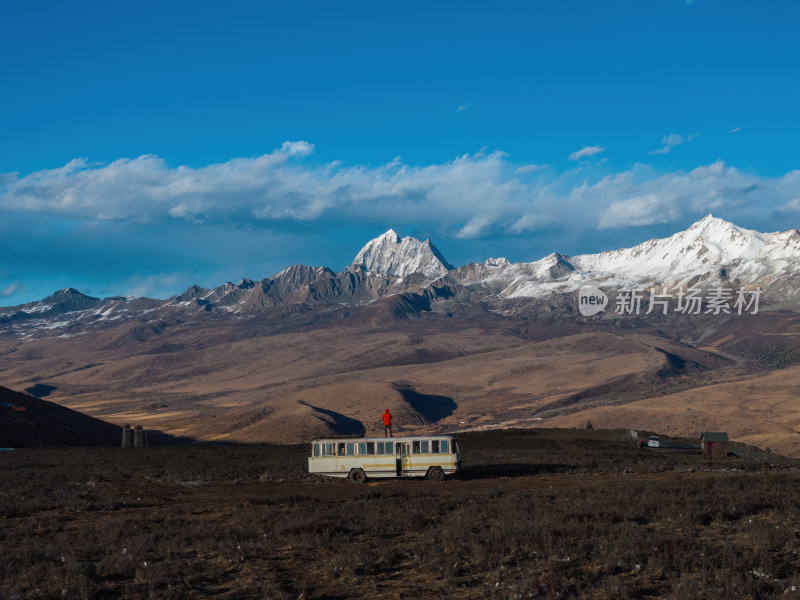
top-left (382, 409), bottom-right (393, 437)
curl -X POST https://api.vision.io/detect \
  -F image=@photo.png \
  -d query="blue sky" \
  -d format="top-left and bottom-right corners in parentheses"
top-left (1, 0), bottom-right (798, 304)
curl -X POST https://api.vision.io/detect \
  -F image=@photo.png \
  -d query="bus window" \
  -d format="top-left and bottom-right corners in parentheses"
top-left (358, 442), bottom-right (375, 455)
top-left (421, 440), bottom-right (429, 454)
top-left (441, 440), bottom-right (449, 454)
top-left (412, 440), bottom-right (421, 454)
top-left (346, 442), bottom-right (355, 456)
top-left (377, 441), bottom-right (391, 454)
top-left (322, 443), bottom-right (334, 456)
top-left (367, 442), bottom-right (375, 454)
top-left (431, 440), bottom-right (440, 453)
top-left (337, 443), bottom-right (346, 456)
top-left (313, 443), bottom-right (320, 457)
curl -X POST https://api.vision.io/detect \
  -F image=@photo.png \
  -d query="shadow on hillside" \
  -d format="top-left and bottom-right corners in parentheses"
top-left (395, 386), bottom-right (456, 422)
top-left (144, 430), bottom-right (213, 446)
top-left (23, 383), bottom-right (58, 398)
top-left (299, 401), bottom-right (366, 436)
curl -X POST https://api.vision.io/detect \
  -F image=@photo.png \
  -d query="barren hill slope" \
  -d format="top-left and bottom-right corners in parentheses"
top-left (5, 299), bottom-right (794, 449)
top-left (0, 385), bottom-right (121, 447)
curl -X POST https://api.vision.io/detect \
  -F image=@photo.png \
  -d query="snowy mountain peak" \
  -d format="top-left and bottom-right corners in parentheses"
top-left (5, 215), bottom-right (800, 338)
top-left (677, 214), bottom-right (765, 262)
top-left (379, 228), bottom-right (400, 242)
top-left (350, 230), bottom-right (454, 279)
top-left (686, 213), bottom-right (760, 234)
top-left (484, 257), bottom-right (510, 267)
top-left (53, 288), bottom-right (86, 299)
top-left (689, 213), bottom-right (721, 228)
top-left (482, 216), bottom-right (800, 301)
top-left (688, 213), bottom-right (753, 237)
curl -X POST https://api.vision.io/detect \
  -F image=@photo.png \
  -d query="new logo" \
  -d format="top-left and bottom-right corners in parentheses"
top-left (578, 285), bottom-right (608, 316)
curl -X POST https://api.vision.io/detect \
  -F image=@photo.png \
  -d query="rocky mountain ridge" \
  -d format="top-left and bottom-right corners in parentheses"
top-left (3, 217), bottom-right (800, 452)
top-left (2, 215), bottom-right (799, 339)
top-left (349, 228), bottom-right (454, 279)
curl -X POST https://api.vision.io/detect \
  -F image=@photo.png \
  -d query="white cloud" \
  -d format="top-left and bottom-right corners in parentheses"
top-left (782, 198), bottom-right (800, 212)
top-left (649, 133), bottom-right (684, 155)
top-left (729, 127), bottom-right (741, 133)
top-left (515, 164), bottom-right (548, 174)
top-left (509, 213), bottom-right (552, 234)
top-left (455, 103), bottom-right (472, 113)
top-left (599, 194), bottom-right (681, 228)
top-left (0, 145), bottom-right (529, 236)
top-left (649, 132), bottom-right (699, 155)
top-left (1, 145), bottom-right (797, 244)
top-left (568, 145), bottom-right (605, 161)
top-left (0, 144), bottom-right (320, 223)
top-left (279, 141), bottom-right (315, 156)
top-left (123, 272), bottom-right (194, 298)
top-left (456, 214), bottom-right (496, 239)
top-left (0, 282), bottom-right (24, 298)
top-left (593, 161), bottom-right (796, 228)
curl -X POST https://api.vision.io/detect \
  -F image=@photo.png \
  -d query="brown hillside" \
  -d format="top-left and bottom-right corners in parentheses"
top-left (2, 299), bottom-right (800, 452)
top-left (0, 385), bottom-right (121, 447)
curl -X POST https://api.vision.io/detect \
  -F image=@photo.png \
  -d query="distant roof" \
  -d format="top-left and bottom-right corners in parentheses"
top-left (701, 432), bottom-right (729, 442)
top-left (310, 435), bottom-right (455, 443)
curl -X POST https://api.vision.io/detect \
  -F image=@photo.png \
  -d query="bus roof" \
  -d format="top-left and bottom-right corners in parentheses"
top-left (310, 434), bottom-right (455, 444)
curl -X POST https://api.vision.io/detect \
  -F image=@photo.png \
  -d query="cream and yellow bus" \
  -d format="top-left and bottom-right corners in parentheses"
top-left (308, 435), bottom-right (460, 482)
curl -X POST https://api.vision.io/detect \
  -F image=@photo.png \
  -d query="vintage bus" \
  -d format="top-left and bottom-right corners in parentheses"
top-left (308, 435), bottom-right (461, 482)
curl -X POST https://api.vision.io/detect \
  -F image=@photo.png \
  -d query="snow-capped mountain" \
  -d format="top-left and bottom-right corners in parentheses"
top-left (349, 229), bottom-right (454, 279)
top-left (570, 214), bottom-right (799, 288)
top-left (2, 216), bottom-right (800, 339)
top-left (454, 215), bottom-right (800, 301)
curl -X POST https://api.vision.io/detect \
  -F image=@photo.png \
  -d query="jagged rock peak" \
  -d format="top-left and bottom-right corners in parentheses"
top-left (268, 265), bottom-right (336, 297)
top-left (562, 213), bottom-right (800, 288)
top-left (172, 284), bottom-right (208, 302)
top-left (484, 257), bottom-right (510, 267)
top-left (686, 213), bottom-right (756, 239)
top-left (273, 265), bottom-right (335, 280)
top-left (51, 288), bottom-right (93, 299)
top-left (688, 213), bottom-right (733, 230)
top-left (677, 214), bottom-right (763, 256)
top-left (350, 229), bottom-right (454, 279)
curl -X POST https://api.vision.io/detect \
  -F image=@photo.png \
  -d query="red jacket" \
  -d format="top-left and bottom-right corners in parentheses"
top-left (382, 410), bottom-right (392, 426)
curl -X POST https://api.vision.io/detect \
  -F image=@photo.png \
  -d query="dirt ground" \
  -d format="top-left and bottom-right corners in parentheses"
top-left (2, 430), bottom-right (800, 599)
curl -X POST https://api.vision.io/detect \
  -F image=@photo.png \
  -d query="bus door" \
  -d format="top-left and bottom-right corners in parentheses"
top-left (395, 442), bottom-right (410, 476)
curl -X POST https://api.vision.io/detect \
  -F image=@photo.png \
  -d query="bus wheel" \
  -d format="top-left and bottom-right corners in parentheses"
top-left (348, 468), bottom-right (367, 483)
top-left (426, 467), bottom-right (445, 482)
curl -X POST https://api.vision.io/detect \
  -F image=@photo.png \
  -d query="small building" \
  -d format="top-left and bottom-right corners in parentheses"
top-left (121, 423), bottom-right (133, 448)
top-left (700, 432), bottom-right (729, 456)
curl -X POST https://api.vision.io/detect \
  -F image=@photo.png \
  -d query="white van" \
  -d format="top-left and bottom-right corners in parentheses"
top-left (308, 435), bottom-right (460, 482)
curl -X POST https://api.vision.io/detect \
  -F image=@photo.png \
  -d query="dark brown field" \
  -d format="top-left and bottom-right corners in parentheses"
top-left (2, 429), bottom-right (800, 599)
